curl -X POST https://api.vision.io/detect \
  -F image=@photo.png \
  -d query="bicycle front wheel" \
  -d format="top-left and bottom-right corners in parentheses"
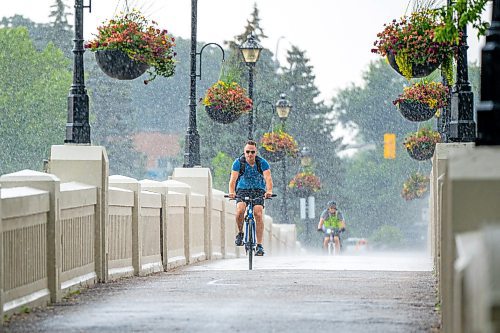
top-left (328, 241), bottom-right (334, 256)
top-left (248, 222), bottom-right (254, 270)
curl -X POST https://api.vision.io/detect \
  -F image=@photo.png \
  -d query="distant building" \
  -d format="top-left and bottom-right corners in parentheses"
top-left (133, 132), bottom-right (181, 180)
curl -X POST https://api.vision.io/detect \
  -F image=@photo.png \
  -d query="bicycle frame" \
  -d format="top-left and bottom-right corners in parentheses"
top-left (326, 228), bottom-right (342, 256)
top-left (244, 202), bottom-right (257, 254)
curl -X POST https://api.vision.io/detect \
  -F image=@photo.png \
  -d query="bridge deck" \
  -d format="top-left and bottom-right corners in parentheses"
top-left (4, 252), bottom-right (439, 333)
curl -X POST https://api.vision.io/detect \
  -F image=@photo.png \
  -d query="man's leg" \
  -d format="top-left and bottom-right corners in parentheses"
top-left (323, 237), bottom-right (329, 250)
top-left (236, 202), bottom-right (246, 232)
top-left (254, 205), bottom-right (264, 244)
top-left (334, 236), bottom-right (341, 254)
top-left (234, 202), bottom-right (246, 246)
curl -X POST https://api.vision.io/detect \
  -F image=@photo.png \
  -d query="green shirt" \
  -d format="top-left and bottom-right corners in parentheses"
top-left (321, 209), bottom-right (344, 229)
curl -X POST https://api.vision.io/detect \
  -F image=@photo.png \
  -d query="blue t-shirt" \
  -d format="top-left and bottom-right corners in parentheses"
top-left (232, 157), bottom-right (270, 190)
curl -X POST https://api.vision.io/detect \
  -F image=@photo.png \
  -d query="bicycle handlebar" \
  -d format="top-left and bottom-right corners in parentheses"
top-left (224, 194), bottom-right (277, 201)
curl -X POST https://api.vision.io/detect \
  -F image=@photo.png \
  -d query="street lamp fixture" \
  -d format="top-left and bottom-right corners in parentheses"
top-left (276, 93), bottom-right (292, 121)
top-left (300, 146), bottom-right (312, 169)
top-left (240, 33), bottom-right (263, 140)
top-left (240, 33), bottom-right (263, 64)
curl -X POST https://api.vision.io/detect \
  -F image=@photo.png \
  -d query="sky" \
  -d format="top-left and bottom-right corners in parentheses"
top-left (2, 0), bottom-right (492, 103)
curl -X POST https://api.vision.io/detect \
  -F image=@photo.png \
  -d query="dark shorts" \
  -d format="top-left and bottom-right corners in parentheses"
top-left (236, 189), bottom-right (266, 207)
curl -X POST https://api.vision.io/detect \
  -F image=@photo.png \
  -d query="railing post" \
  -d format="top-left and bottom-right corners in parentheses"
top-left (0, 171), bottom-right (62, 303)
top-left (109, 176), bottom-right (142, 275)
top-left (49, 145), bottom-right (109, 282)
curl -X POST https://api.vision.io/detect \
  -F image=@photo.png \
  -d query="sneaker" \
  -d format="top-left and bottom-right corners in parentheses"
top-left (235, 232), bottom-right (244, 246)
top-left (255, 244), bottom-right (265, 256)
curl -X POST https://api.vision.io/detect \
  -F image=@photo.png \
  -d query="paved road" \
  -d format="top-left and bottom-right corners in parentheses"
top-left (4, 252), bottom-right (440, 333)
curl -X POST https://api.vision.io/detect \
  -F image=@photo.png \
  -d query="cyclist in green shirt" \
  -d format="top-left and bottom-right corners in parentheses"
top-left (317, 200), bottom-right (346, 253)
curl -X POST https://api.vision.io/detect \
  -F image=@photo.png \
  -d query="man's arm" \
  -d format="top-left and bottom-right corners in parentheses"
top-left (317, 218), bottom-right (325, 230)
top-left (263, 169), bottom-right (273, 198)
top-left (339, 212), bottom-right (346, 230)
top-left (228, 170), bottom-right (239, 198)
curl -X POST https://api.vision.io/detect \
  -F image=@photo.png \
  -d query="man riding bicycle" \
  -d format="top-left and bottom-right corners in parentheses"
top-left (228, 140), bottom-right (273, 256)
top-left (317, 200), bottom-right (346, 253)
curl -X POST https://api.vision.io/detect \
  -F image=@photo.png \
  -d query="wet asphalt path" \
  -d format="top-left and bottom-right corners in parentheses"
top-left (4, 253), bottom-right (440, 333)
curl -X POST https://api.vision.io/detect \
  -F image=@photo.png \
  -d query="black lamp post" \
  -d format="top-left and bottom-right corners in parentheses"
top-left (184, 0), bottom-right (225, 167)
top-left (448, 16), bottom-right (476, 141)
top-left (476, 0), bottom-right (500, 145)
top-left (239, 33), bottom-right (263, 140)
top-left (65, 0), bottom-right (91, 144)
top-left (276, 93), bottom-right (292, 224)
top-left (300, 146), bottom-right (313, 242)
top-left (184, 0), bottom-right (201, 167)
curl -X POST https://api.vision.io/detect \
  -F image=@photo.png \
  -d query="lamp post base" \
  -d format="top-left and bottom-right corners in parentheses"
top-left (448, 90), bottom-right (476, 142)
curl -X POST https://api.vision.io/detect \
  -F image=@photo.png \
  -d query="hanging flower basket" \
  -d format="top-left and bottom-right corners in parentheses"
top-left (398, 100), bottom-right (437, 122)
top-left (203, 80), bottom-right (252, 124)
top-left (394, 81), bottom-right (448, 122)
top-left (259, 130), bottom-right (298, 163)
top-left (95, 49), bottom-right (149, 80)
top-left (205, 105), bottom-right (242, 124)
top-left (406, 145), bottom-right (436, 161)
top-left (372, 10), bottom-right (458, 80)
top-left (260, 149), bottom-right (286, 163)
top-left (403, 127), bottom-right (441, 161)
top-left (288, 172), bottom-right (321, 197)
top-left (85, 9), bottom-right (177, 84)
top-left (401, 172), bottom-right (430, 201)
top-left (387, 52), bottom-right (441, 78)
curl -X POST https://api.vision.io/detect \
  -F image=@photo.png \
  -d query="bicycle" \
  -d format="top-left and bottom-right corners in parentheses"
top-left (319, 227), bottom-right (344, 256)
top-left (225, 193), bottom-right (276, 270)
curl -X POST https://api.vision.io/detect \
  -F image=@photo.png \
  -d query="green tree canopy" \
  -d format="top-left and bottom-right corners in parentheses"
top-left (0, 27), bottom-right (71, 174)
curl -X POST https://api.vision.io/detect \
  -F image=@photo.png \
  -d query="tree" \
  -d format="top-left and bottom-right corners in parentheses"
top-left (0, 27), bottom-right (71, 174)
top-left (48, 0), bottom-right (73, 57)
top-left (277, 45), bottom-right (345, 221)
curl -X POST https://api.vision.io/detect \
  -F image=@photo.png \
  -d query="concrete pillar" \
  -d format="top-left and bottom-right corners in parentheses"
top-left (163, 179), bottom-right (191, 265)
top-left (109, 176), bottom-right (141, 276)
top-left (484, 226), bottom-right (500, 332)
top-left (446, 146), bottom-right (500, 333)
top-left (211, 189), bottom-right (225, 259)
top-left (171, 168), bottom-right (213, 260)
top-left (139, 180), bottom-right (168, 270)
top-left (49, 145), bottom-right (109, 282)
top-left (0, 170), bottom-right (62, 303)
top-left (431, 142), bottom-right (473, 330)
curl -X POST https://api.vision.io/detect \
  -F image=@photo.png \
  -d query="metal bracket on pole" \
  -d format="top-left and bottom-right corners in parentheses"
top-left (196, 43), bottom-right (225, 80)
top-left (83, 0), bottom-right (91, 12)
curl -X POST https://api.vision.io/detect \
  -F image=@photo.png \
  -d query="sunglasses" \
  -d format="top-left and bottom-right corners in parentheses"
top-left (245, 150), bottom-right (256, 154)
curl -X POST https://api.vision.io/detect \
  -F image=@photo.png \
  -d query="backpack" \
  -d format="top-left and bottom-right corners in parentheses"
top-left (236, 154), bottom-right (263, 187)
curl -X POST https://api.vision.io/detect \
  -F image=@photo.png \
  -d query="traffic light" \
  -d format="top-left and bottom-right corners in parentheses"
top-left (384, 133), bottom-right (396, 159)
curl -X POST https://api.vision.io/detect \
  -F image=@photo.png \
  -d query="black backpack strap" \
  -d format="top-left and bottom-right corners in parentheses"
top-left (255, 156), bottom-right (263, 175)
top-left (238, 154), bottom-right (246, 176)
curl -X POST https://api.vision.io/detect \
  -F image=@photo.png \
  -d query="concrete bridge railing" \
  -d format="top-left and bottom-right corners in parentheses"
top-left (430, 144), bottom-right (500, 332)
top-left (0, 145), bottom-right (299, 321)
